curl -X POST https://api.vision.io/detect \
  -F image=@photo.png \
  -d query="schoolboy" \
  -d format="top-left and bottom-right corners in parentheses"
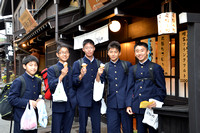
top-left (72, 39), bottom-right (101, 133)
top-left (96, 41), bottom-right (133, 133)
top-left (126, 42), bottom-right (166, 133)
top-left (8, 55), bottom-right (42, 133)
top-left (47, 44), bottom-right (75, 133)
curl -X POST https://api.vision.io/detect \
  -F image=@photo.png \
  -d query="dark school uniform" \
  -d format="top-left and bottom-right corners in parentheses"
top-left (126, 59), bottom-right (166, 133)
top-left (100, 59), bottom-right (133, 133)
top-left (48, 62), bottom-right (75, 133)
top-left (8, 72), bottom-right (41, 133)
top-left (72, 56), bottom-right (101, 133)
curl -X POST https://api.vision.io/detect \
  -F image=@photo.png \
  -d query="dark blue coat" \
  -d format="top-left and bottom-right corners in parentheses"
top-left (47, 62), bottom-right (76, 112)
top-left (126, 60), bottom-right (166, 114)
top-left (72, 56), bottom-right (100, 107)
top-left (100, 60), bottom-right (132, 109)
top-left (8, 72), bottom-right (41, 122)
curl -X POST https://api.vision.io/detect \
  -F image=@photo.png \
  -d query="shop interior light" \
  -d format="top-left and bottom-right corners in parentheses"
top-left (109, 20), bottom-right (121, 32)
top-left (22, 43), bottom-right (26, 47)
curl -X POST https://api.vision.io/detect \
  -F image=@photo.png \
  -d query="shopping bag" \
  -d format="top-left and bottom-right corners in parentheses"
top-left (52, 81), bottom-right (68, 102)
top-left (142, 99), bottom-right (164, 129)
top-left (37, 100), bottom-right (48, 128)
top-left (93, 79), bottom-right (104, 101)
top-left (100, 98), bottom-right (107, 114)
top-left (20, 103), bottom-right (37, 130)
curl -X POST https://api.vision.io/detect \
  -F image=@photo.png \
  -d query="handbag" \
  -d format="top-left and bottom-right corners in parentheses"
top-left (52, 81), bottom-right (68, 102)
top-left (93, 79), bottom-right (104, 101)
top-left (20, 103), bottom-right (37, 130)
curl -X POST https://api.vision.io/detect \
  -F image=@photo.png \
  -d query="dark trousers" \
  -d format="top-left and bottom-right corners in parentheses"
top-left (78, 102), bottom-right (101, 133)
top-left (14, 121), bottom-right (37, 133)
top-left (51, 109), bottom-right (75, 133)
top-left (107, 107), bottom-right (133, 133)
top-left (135, 114), bottom-right (158, 133)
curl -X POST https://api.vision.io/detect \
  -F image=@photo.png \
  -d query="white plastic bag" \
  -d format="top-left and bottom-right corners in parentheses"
top-left (37, 100), bottom-right (48, 128)
top-left (93, 79), bottom-right (104, 101)
top-left (52, 81), bottom-right (68, 102)
top-left (100, 98), bottom-right (107, 114)
top-left (142, 99), bottom-right (164, 129)
top-left (20, 103), bottom-right (37, 130)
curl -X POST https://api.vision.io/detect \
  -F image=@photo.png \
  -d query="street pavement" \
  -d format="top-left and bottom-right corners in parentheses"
top-left (0, 99), bottom-right (107, 133)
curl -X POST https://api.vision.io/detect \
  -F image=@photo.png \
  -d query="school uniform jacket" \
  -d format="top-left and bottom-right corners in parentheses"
top-left (72, 56), bottom-right (100, 107)
top-left (48, 62), bottom-right (76, 112)
top-left (100, 60), bottom-right (132, 109)
top-left (8, 72), bottom-right (41, 123)
top-left (126, 59), bottom-right (166, 114)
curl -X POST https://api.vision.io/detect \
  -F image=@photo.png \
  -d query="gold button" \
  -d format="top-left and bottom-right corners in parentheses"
top-left (141, 72), bottom-right (143, 75)
top-left (115, 78), bottom-right (117, 80)
top-left (34, 92), bottom-right (36, 94)
top-left (91, 75), bottom-right (93, 78)
top-left (116, 84), bottom-right (118, 87)
top-left (141, 66), bottom-right (143, 68)
top-left (33, 85), bottom-right (35, 88)
top-left (140, 86), bottom-right (142, 89)
top-left (115, 71), bottom-right (117, 73)
top-left (91, 69), bottom-right (93, 71)
top-left (141, 80), bottom-right (144, 82)
top-left (116, 91), bottom-right (118, 93)
top-left (114, 65), bottom-right (116, 67)
top-left (139, 93), bottom-right (141, 96)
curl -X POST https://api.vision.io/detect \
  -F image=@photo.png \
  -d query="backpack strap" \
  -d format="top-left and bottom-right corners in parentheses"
top-left (121, 60), bottom-right (128, 75)
top-left (18, 76), bottom-right (26, 97)
top-left (78, 58), bottom-right (84, 70)
top-left (104, 62), bottom-right (109, 95)
top-left (95, 59), bottom-right (101, 68)
top-left (52, 64), bottom-right (59, 78)
top-left (133, 64), bottom-right (137, 80)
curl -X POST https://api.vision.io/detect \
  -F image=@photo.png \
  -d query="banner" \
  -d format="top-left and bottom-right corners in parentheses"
top-left (157, 35), bottom-right (170, 76)
top-left (74, 25), bottom-right (109, 49)
top-left (179, 30), bottom-right (188, 82)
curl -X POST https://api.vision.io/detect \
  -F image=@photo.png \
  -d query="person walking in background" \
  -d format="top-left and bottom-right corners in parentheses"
top-left (126, 42), bottom-right (166, 133)
top-left (8, 55), bottom-right (42, 133)
top-left (96, 41), bottom-right (133, 133)
top-left (47, 44), bottom-right (76, 133)
top-left (72, 39), bottom-right (101, 133)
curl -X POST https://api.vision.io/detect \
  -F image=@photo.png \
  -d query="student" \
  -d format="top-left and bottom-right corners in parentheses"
top-left (96, 41), bottom-right (133, 133)
top-left (47, 44), bottom-right (75, 133)
top-left (72, 39), bottom-right (101, 133)
top-left (126, 42), bottom-right (166, 133)
top-left (8, 55), bottom-right (42, 133)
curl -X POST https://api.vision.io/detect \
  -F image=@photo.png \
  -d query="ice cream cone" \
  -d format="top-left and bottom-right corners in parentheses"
top-left (64, 62), bottom-right (68, 67)
top-left (100, 63), bottom-right (105, 69)
top-left (82, 63), bottom-right (87, 68)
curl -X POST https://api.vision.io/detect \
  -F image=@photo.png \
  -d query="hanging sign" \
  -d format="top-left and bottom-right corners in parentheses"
top-left (157, 12), bottom-right (177, 35)
top-left (74, 25), bottom-right (109, 50)
top-left (179, 30), bottom-right (188, 82)
top-left (157, 35), bottom-right (170, 76)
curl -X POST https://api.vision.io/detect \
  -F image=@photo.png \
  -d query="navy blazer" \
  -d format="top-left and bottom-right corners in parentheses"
top-left (126, 60), bottom-right (166, 114)
top-left (48, 62), bottom-right (76, 112)
top-left (72, 56), bottom-right (100, 107)
top-left (8, 72), bottom-right (41, 123)
top-left (100, 60), bottom-right (132, 109)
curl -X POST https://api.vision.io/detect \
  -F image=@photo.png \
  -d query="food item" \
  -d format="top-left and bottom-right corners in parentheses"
top-left (100, 63), bottom-right (105, 68)
top-left (81, 63), bottom-right (87, 68)
top-left (139, 101), bottom-right (154, 108)
top-left (64, 62), bottom-right (68, 67)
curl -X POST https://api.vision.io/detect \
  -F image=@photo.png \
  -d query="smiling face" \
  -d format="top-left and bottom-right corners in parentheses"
top-left (82, 43), bottom-right (95, 58)
top-left (56, 47), bottom-right (70, 63)
top-left (108, 48), bottom-right (121, 62)
top-left (23, 61), bottom-right (38, 76)
top-left (134, 45), bottom-right (149, 63)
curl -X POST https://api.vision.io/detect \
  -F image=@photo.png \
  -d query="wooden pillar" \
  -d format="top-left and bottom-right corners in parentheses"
top-left (179, 12), bottom-right (200, 133)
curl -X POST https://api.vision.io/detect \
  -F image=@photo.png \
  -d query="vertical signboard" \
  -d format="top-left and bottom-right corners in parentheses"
top-left (179, 30), bottom-right (188, 81)
top-left (157, 35), bottom-right (171, 76)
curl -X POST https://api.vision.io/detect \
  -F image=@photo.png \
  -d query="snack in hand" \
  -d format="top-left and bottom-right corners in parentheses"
top-left (139, 101), bottom-right (154, 108)
top-left (100, 63), bottom-right (105, 69)
top-left (64, 62), bottom-right (68, 67)
top-left (82, 63), bottom-right (88, 68)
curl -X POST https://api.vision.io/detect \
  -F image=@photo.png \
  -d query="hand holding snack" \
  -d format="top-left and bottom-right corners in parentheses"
top-left (64, 62), bottom-right (68, 68)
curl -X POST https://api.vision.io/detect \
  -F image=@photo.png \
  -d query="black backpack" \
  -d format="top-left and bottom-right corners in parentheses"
top-left (132, 61), bottom-right (155, 83)
top-left (104, 60), bottom-right (129, 95)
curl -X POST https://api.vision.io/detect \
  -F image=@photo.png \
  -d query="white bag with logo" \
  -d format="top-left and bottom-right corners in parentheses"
top-left (52, 81), bottom-right (68, 102)
top-left (93, 79), bottom-right (104, 101)
top-left (37, 99), bottom-right (48, 128)
top-left (142, 99), bottom-right (164, 129)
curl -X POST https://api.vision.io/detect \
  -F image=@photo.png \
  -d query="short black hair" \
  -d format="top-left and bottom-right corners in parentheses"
top-left (107, 41), bottom-right (121, 52)
top-left (83, 39), bottom-right (95, 47)
top-left (22, 55), bottom-right (39, 65)
top-left (134, 42), bottom-right (148, 51)
top-left (57, 44), bottom-right (69, 53)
